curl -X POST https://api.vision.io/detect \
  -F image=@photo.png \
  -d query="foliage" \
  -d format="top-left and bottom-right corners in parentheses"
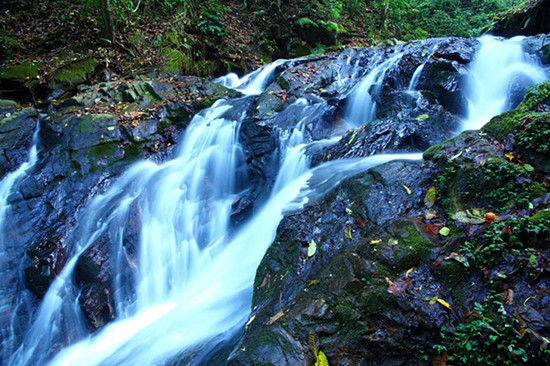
top-left (463, 210), bottom-right (550, 269)
top-left (440, 300), bottom-right (550, 364)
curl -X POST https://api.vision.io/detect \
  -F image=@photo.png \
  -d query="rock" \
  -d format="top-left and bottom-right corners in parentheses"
top-left (47, 58), bottom-right (101, 96)
top-left (0, 62), bottom-right (41, 101)
top-left (0, 107), bottom-right (37, 178)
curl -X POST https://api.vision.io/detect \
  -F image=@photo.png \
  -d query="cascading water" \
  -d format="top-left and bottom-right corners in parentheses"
top-left (4, 34), bottom-right (548, 366)
top-left (345, 53), bottom-right (403, 127)
top-left (214, 59), bottom-right (288, 96)
top-left (0, 123), bottom-right (40, 360)
top-left (462, 35), bottom-right (547, 130)
top-left (407, 44), bottom-right (438, 92)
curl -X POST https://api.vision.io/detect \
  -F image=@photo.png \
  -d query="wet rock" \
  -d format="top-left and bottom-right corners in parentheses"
top-left (0, 107), bottom-right (37, 178)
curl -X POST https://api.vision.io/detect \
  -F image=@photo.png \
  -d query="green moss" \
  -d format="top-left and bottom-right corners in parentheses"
top-left (49, 58), bottom-right (99, 88)
top-left (436, 157), bottom-right (546, 213)
top-left (483, 81), bottom-right (550, 141)
top-left (296, 17), bottom-right (319, 28)
top-left (77, 114), bottom-right (116, 134)
top-left (0, 62), bottom-right (38, 81)
top-left (276, 75), bottom-right (290, 90)
top-left (423, 141), bottom-right (443, 160)
top-left (88, 142), bottom-right (118, 160)
top-left (363, 286), bottom-right (392, 314)
top-left (161, 48), bottom-right (192, 73)
top-left (482, 109), bottom-right (522, 141)
top-left (393, 224), bottom-right (433, 271)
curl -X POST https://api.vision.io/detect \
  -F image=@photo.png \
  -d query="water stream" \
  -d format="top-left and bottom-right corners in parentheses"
top-left (2, 35), bottom-right (548, 365)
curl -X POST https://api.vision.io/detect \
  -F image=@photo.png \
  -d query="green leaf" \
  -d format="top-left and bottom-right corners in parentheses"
top-left (439, 227), bottom-right (450, 236)
top-left (345, 227), bottom-right (352, 239)
top-left (308, 240), bottom-right (317, 257)
top-left (523, 163), bottom-right (534, 172)
top-left (415, 114), bottom-right (430, 121)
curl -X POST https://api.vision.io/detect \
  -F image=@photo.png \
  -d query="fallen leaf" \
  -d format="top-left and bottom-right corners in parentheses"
top-left (449, 252), bottom-right (469, 267)
top-left (308, 240), bottom-right (317, 257)
top-left (505, 153), bottom-right (515, 161)
top-left (484, 212), bottom-right (498, 223)
top-left (370, 239), bottom-right (381, 244)
top-left (416, 114), bottom-right (430, 121)
top-left (246, 315), bottom-right (256, 327)
top-left (388, 278), bottom-right (412, 294)
top-left (452, 210), bottom-right (485, 224)
top-left (425, 223), bottom-right (443, 235)
top-left (425, 186), bottom-right (436, 207)
top-left (424, 210), bottom-right (437, 220)
top-left (315, 350), bottom-right (329, 366)
top-left (405, 268), bottom-right (414, 278)
top-left (402, 184), bottom-right (412, 195)
top-left (345, 227), bottom-right (352, 239)
top-left (355, 217), bottom-right (367, 228)
top-left (430, 297), bottom-right (452, 310)
top-left (266, 310), bottom-right (284, 325)
top-left (439, 227), bottom-right (450, 236)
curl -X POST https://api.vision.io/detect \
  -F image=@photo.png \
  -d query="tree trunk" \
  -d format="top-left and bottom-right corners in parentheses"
top-left (101, 0), bottom-right (115, 42)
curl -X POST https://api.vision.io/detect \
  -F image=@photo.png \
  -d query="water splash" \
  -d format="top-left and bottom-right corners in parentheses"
top-left (462, 35), bottom-right (547, 130)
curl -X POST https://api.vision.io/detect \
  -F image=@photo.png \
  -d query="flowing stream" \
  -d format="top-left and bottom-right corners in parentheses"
top-left (2, 35), bottom-right (548, 365)
top-left (0, 123), bottom-right (40, 360)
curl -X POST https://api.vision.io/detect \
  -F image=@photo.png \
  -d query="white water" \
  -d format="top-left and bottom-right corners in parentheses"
top-left (462, 35), bottom-right (547, 130)
top-left (407, 64), bottom-right (425, 91)
top-left (5, 35), bottom-right (549, 366)
top-left (345, 53), bottom-right (403, 127)
top-left (0, 122), bottom-right (40, 360)
top-left (214, 59), bottom-right (288, 96)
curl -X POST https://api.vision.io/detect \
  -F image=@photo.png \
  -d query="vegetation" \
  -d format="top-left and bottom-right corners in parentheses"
top-left (0, 0), bottom-right (530, 80)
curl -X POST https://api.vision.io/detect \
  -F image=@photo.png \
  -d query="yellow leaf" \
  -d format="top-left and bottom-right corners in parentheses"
top-left (405, 268), bottom-right (414, 278)
top-left (315, 350), bottom-right (329, 366)
top-left (266, 310), bottom-right (284, 325)
top-left (505, 153), bottom-right (514, 160)
top-left (431, 297), bottom-right (452, 310)
top-left (370, 239), bottom-right (381, 244)
top-left (245, 315), bottom-right (256, 327)
top-left (402, 184), bottom-right (411, 195)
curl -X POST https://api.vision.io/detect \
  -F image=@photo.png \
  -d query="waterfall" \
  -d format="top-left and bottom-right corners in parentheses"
top-left (0, 122), bottom-right (40, 360)
top-left (462, 35), bottom-right (547, 130)
top-left (345, 53), bottom-right (403, 127)
top-left (4, 35), bottom-right (549, 366)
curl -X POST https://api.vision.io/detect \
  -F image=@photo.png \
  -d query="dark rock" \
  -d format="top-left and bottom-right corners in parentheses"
top-left (0, 107), bottom-right (37, 178)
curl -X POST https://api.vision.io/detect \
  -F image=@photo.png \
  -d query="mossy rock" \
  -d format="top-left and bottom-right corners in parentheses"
top-left (161, 48), bottom-right (192, 73)
top-left (483, 80), bottom-right (550, 141)
top-left (0, 63), bottom-right (39, 81)
top-left (49, 58), bottom-right (100, 90)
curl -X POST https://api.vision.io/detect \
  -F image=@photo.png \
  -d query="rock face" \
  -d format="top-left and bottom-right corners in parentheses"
top-left (1, 35), bottom-right (549, 363)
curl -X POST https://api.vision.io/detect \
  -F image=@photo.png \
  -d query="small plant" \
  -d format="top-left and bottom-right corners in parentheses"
top-left (441, 300), bottom-right (550, 365)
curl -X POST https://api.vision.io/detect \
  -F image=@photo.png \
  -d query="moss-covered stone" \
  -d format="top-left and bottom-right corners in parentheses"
top-left (0, 62), bottom-right (39, 81)
top-left (48, 58), bottom-right (99, 89)
top-left (483, 81), bottom-right (550, 141)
